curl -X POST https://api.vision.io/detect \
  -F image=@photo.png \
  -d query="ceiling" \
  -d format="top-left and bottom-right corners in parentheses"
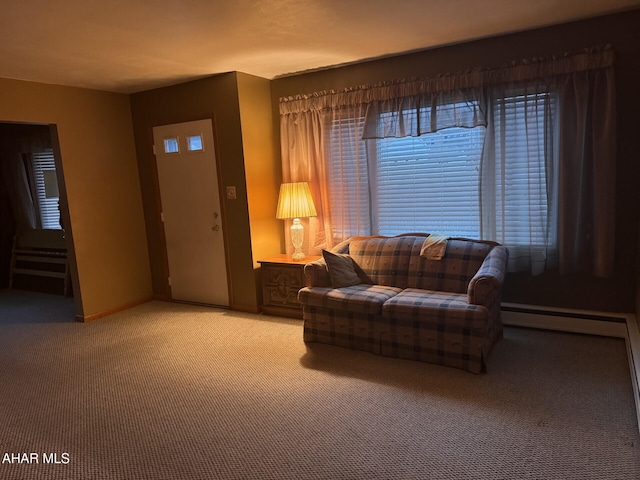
top-left (1, 0), bottom-right (638, 94)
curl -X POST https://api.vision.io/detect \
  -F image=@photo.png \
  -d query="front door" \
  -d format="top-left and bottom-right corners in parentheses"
top-left (152, 119), bottom-right (229, 306)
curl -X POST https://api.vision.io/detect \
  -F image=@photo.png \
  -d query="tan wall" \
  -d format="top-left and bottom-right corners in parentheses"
top-left (271, 10), bottom-right (640, 313)
top-left (236, 73), bottom-right (282, 266)
top-left (0, 77), bottom-right (152, 319)
top-left (129, 73), bottom-right (262, 312)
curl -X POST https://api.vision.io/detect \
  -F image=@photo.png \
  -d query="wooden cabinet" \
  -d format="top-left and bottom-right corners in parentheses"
top-left (258, 254), bottom-right (321, 318)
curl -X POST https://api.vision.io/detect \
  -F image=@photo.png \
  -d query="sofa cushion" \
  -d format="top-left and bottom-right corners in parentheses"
top-left (381, 288), bottom-right (490, 343)
top-left (322, 249), bottom-right (361, 288)
top-left (407, 238), bottom-right (495, 293)
top-left (348, 237), bottom-right (416, 288)
top-left (298, 284), bottom-right (403, 314)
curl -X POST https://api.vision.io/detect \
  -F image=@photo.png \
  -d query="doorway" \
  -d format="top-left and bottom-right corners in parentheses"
top-left (152, 119), bottom-right (229, 307)
top-left (0, 123), bottom-right (69, 292)
top-left (0, 121), bottom-right (77, 321)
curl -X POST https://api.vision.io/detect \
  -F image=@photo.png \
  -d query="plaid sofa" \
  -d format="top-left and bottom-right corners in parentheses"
top-left (298, 234), bottom-right (508, 373)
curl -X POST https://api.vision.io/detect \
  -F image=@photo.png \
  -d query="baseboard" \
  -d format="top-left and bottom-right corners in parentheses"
top-left (502, 303), bottom-right (639, 434)
top-left (151, 297), bottom-right (260, 315)
top-left (75, 297), bottom-right (153, 322)
top-left (231, 303), bottom-right (261, 314)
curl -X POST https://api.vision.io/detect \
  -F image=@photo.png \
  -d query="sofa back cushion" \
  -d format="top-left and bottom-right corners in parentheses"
top-left (408, 238), bottom-right (494, 293)
top-left (348, 237), bottom-right (415, 289)
top-left (348, 236), bottom-right (494, 293)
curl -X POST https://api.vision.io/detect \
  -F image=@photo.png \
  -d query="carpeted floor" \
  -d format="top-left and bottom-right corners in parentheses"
top-left (0, 289), bottom-right (639, 479)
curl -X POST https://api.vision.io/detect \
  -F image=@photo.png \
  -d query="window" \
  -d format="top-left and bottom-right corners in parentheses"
top-left (31, 149), bottom-right (62, 229)
top-left (325, 92), bottom-right (556, 256)
top-left (282, 47), bottom-right (614, 276)
top-left (372, 126), bottom-right (484, 237)
top-left (186, 134), bottom-right (203, 152)
top-left (163, 137), bottom-right (179, 153)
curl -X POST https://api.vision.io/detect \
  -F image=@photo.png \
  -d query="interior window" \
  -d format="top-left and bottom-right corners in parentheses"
top-left (31, 149), bottom-right (62, 229)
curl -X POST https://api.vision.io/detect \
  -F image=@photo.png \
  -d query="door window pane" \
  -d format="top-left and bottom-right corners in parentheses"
top-left (187, 134), bottom-right (203, 152)
top-left (163, 138), bottom-right (179, 153)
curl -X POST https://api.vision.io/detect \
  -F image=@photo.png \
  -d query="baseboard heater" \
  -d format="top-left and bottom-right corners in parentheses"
top-left (501, 302), bottom-right (628, 337)
top-left (501, 302), bottom-right (640, 434)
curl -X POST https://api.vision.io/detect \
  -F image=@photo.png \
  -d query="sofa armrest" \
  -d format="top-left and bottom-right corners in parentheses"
top-left (467, 245), bottom-right (509, 306)
top-left (304, 258), bottom-right (331, 287)
top-left (302, 239), bottom-right (354, 287)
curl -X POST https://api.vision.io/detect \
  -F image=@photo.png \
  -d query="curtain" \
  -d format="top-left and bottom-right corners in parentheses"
top-left (556, 66), bottom-right (616, 277)
top-left (478, 83), bottom-right (557, 275)
top-left (280, 97), bottom-right (371, 255)
top-left (479, 48), bottom-right (615, 277)
top-left (279, 108), bottom-right (327, 255)
top-left (279, 46), bottom-right (616, 277)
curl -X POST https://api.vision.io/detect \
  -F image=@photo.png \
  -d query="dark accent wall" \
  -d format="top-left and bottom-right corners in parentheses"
top-left (271, 10), bottom-right (640, 313)
top-left (129, 72), bottom-right (281, 313)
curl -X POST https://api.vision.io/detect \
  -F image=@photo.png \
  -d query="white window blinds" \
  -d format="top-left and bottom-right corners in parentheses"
top-left (372, 126), bottom-right (485, 237)
top-left (31, 149), bottom-right (62, 229)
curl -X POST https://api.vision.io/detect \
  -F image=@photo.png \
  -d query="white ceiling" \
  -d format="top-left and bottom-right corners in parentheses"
top-left (1, 0), bottom-right (638, 94)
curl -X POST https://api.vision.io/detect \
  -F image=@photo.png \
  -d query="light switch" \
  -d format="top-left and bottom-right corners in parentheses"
top-left (226, 186), bottom-right (236, 199)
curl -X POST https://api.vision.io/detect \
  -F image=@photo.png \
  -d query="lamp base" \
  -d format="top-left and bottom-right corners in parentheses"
top-left (291, 250), bottom-right (306, 261)
top-left (290, 218), bottom-right (306, 261)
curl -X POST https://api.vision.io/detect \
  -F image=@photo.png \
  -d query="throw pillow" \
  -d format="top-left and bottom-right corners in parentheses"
top-left (322, 249), bottom-right (361, 288)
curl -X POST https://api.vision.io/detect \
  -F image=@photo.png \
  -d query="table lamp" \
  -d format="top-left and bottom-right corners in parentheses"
top-left (276, 182), bottom-right (317, 260)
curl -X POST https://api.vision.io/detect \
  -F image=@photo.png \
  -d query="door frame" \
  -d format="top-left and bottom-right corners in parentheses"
top-left (150, 116), bottom-right (233, 307)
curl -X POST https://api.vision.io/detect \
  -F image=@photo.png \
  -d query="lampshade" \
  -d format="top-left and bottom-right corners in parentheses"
top-left (276, 182), bottom-right (317, 220)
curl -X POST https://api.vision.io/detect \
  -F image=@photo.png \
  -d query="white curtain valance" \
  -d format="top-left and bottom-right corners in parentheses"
top-left (279, 46), bottom-right (614, 115)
